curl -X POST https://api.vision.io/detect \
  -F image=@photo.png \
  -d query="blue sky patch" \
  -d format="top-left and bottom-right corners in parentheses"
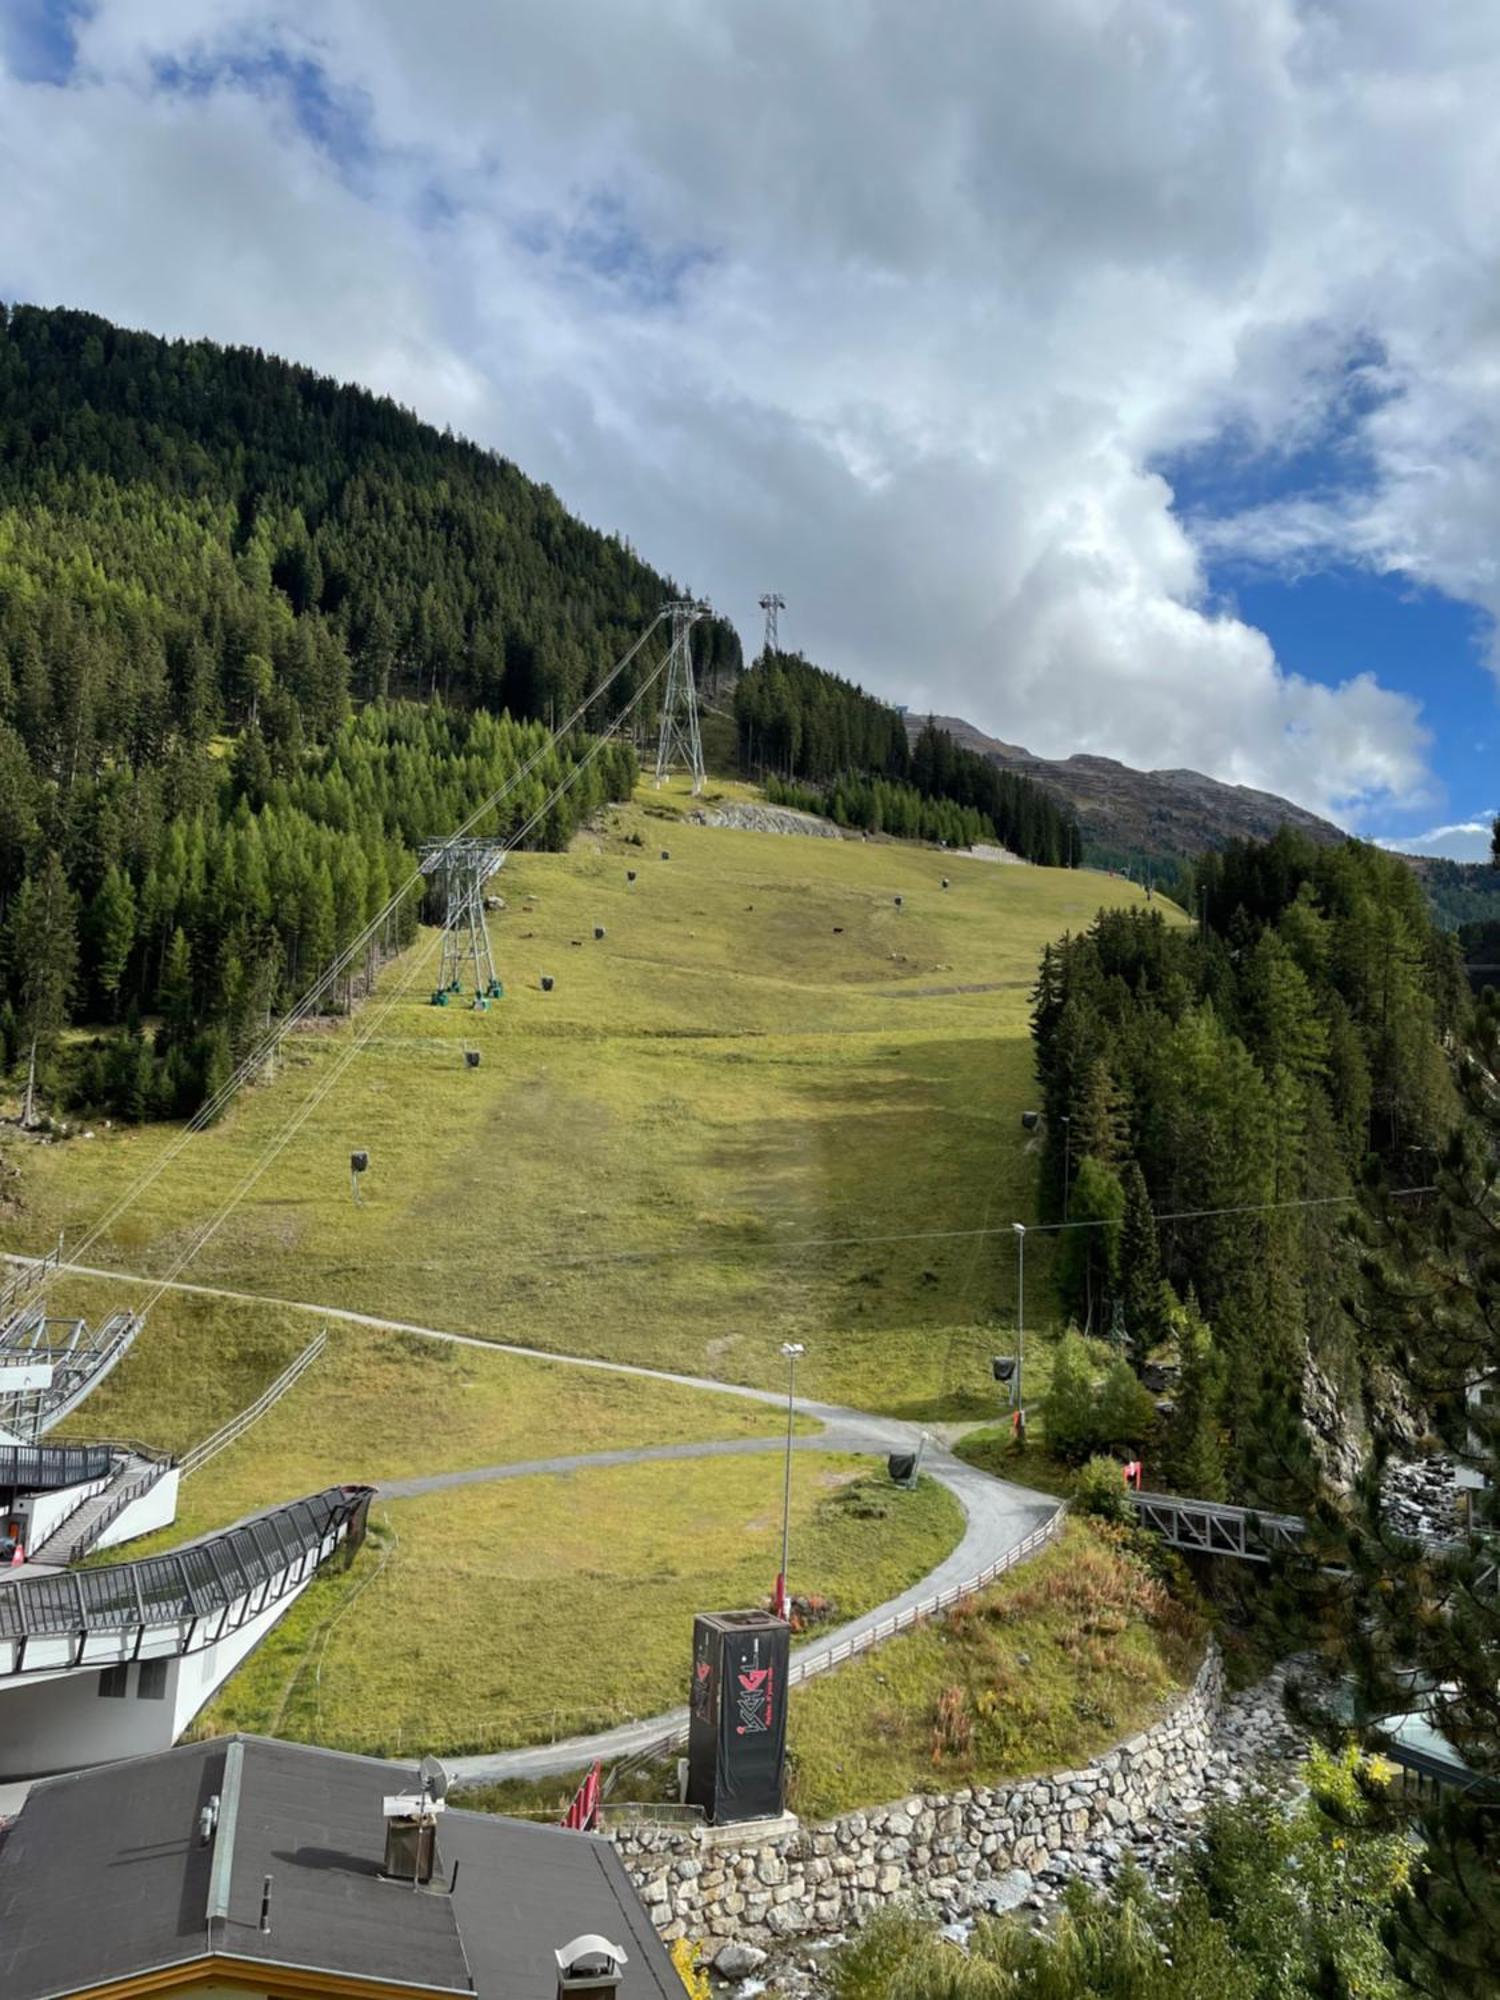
top-left (1, 0), bottom-right (87, 85)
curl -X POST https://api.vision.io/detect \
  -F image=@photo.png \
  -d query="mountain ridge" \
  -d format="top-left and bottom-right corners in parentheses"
top-left (905, 712), bottom-right (1345, 866)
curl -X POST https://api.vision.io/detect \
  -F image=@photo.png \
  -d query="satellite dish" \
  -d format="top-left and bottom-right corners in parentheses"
top-left (419, 1754), bottom-right (449, 1804)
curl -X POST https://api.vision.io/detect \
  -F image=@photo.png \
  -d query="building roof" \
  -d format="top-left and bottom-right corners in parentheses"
top-left (0, 1735), bottom-right (681, 2000)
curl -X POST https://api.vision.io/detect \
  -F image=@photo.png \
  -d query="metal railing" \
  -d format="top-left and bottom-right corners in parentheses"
top-left (180, 1330), bottom-right (329, 1479)
top-left (40, 1452), bottom-right (175, 1567)
top-left (0, 1309), bottom-right (143, 1441)
top-left (0, 1442), bottom-right (116, 1491)
top-left (0, 1484), bottom-right (373, 1656)
top-left (599, 1504), bottom-right (1070, 1771)
top-left (0, 1248), bottom-right (60, 1318)
top-left (788, 1505), bottom-right (1067, 1686)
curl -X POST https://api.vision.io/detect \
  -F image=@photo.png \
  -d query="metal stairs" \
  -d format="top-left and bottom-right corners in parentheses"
top-left (26, 1450), bottom-right (172, 1566)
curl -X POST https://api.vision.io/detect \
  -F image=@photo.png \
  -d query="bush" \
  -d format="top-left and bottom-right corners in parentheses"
top-left (1094, 1358), bottom-right (1158, 1456)
top-left (1073, 1455), bottom-right (1133, 1524)
top-left (1042, 1331), bottom-right (1099, 1462)
top-left (1043, 1335), bottom-right (1158, 1465)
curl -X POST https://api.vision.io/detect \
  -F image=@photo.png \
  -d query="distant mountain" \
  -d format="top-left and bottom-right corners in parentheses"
top-left (906, 714), bottom-right (1344, 869)
top-left (1397, 853), bottom-right (1500, 935)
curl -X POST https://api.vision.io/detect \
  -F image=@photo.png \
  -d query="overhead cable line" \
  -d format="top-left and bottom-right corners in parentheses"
top-left (521, 1184), bottom-right (1439, 1273)
top-left (135, 644), bottom-right (677, 1313)
top-left (22, 613), bottom-right (672, 1290)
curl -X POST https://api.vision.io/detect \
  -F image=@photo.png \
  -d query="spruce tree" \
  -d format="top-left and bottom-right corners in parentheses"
top-left (1335, 990), bottom-right (1500, 1992)
top-left (88, 865), bottom-right (137, 1017)
top-left (4, 853), bottom-right (78, 1125)
top-left (1165, 1294), bottom-right (1226, 1499)
top-left (1118, 1159), bottom-right (1165, 1366)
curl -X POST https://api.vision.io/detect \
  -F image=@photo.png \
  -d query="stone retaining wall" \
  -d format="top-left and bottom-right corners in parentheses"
top-left (608, 1643), bottom-right (1224, 1947)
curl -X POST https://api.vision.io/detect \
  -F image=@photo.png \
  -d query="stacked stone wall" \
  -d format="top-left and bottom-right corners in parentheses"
top-left (608, 1643), bottom-right (1224, 1947)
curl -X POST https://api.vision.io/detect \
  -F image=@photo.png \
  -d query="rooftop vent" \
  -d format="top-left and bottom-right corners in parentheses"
top-left (556, 1934), bottom-right (628, 2000)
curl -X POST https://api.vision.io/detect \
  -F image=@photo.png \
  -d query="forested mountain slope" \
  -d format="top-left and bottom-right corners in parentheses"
top-left (0, 303), bottom-right (1089, 1129)
top-left (0, 302), bottom-right (707, 1117)
top-left (1032, 828), bottom-right (1467, 1503)
top-left (735, 655), bottom-right (1083, 865)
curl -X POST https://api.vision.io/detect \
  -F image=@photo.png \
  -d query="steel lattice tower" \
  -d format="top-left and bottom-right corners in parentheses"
top-left (654, 598), bottom-right (709, 794)
top-left (419, 839), bottom-right (506, 1007)
top-left (758, 592), bottom-right (785, 659)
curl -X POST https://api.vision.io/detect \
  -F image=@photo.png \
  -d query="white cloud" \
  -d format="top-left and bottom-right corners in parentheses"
top-left (1379, 816), bottom-right (1496, 863)
top-left (2, 0), bottom-right (1497, 822)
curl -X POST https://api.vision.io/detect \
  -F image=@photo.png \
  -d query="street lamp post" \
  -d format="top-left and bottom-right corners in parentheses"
top-left (1013, 1225), bottom-right (1026, 1435)
top-left (777, 1342), bottom-right (804, 1620)
top-left (1060, 1115), bottom-right (1072, 1222)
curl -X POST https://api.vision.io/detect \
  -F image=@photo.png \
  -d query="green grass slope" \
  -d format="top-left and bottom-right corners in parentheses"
top-left (192, 1458), bottom-right (962, 1758)
top-left (10, 785), bottom-right (1172, 1428)
top-left (2, 796), bottom-right (1178, 1750)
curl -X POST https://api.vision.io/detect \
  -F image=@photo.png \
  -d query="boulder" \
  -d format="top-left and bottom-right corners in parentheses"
top-left (713, 1942), bottom-right (768, 1979)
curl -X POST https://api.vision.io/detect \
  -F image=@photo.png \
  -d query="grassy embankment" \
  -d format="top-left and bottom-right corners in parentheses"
top-left (4, 782), bottom-right (1177, 1737)
top-left (468, 1516), bottom-right (1204, 1821)
top-left (191, 1460), bottom-right (962, 1758)
top-left (14, 782), bottom-right (1171, 1413)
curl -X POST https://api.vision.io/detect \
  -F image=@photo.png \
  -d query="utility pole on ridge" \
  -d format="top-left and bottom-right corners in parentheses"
top-left (758, 591), bottom-right (785, 660)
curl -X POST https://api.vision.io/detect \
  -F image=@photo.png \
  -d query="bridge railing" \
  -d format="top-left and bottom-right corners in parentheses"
top-left (0, 1483), bottom-right (373, 1656)
top-left (602, 1503), bottom-right (1069, 1772)
top-left (1128, 1488), bottom-right (1306, 1562)
top-left (0, 1442), bottom-right (117, 1492)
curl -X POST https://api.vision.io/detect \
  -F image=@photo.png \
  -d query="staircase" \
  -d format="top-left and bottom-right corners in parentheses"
top-left (28, 1450), bottom-right (172, 1566)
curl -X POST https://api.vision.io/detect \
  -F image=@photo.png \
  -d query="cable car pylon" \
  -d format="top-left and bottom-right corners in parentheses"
top-left (654, 598), bottom-right (710, 795)
top-left (419, 838), bottom-right (506, 1008)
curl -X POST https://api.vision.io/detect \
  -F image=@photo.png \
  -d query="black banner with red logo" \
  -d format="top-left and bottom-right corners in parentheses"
top-left (685, 1611), bottom-right (790, 1824)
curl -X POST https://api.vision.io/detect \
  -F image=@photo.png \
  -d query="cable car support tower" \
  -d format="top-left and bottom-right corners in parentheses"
top-left (420, 838), bottom-right (506, 1008)
top-left (654, 598), bottom-right (709, 796)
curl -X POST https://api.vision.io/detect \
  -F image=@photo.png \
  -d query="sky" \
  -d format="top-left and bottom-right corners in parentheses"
top-left (1, 2), bottom-right (1497, 856)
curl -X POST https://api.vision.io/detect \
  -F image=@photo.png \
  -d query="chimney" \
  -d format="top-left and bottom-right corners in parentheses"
top-left (381, 1792), bottom-right (445, 1885)
top-left (555, 1934), bottom-right (628, 2000)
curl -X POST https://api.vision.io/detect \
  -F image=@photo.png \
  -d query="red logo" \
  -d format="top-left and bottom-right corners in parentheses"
top-left (735, 1664), bottom-right (775, 1735)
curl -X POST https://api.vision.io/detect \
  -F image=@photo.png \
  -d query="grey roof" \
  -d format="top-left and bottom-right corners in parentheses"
top-left (0, 1735), bottom-right (681, 2000)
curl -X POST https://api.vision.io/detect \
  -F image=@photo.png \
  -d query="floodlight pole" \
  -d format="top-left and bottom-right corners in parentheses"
top-left (778, 1341), bottom-right (804, 1618)
top-left (1013, 1225), bottom-right (1026, 1417)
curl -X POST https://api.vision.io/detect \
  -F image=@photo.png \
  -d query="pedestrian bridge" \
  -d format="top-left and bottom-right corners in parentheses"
top-left (1127, 1488), bottom-right (1307, 1562)
top-left (0, 1483), bottom-right (373, 1778)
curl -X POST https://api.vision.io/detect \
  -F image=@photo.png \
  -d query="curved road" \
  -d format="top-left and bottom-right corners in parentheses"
top-left (3, 1254), bottom-right (1059, 1783)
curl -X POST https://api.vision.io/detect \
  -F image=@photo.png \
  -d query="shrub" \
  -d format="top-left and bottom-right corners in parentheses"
top-left (1094, 1358), bottom-right (1158, 1456)
top-left (1042, 1330), bottom-right (1099, 1462)
top-left (1074, 1454), bottom-right (1132, 1523)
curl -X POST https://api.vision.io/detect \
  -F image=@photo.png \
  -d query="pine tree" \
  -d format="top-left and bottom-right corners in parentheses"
top-left (4, 853), bottom-right (78, 1125)
top-left (1165, 1293), bottom-right (1226, 1499)
top-left (1118, 1160), bottom-right (1165, 1366)
top-left (88, 865), bottom-right (137, 1018)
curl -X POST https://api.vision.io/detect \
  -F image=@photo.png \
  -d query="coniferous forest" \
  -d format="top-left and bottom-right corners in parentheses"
top-left (1031, 828), bottom-right (1467, 1504)
top-left (735, 654), bottom-right (1082, 864)
top-left (0, 305), bottom-right (1082, 1122)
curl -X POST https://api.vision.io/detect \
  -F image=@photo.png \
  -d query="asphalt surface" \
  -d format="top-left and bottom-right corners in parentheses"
top-left (2, 1253), bottom-right (1059, 1784)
